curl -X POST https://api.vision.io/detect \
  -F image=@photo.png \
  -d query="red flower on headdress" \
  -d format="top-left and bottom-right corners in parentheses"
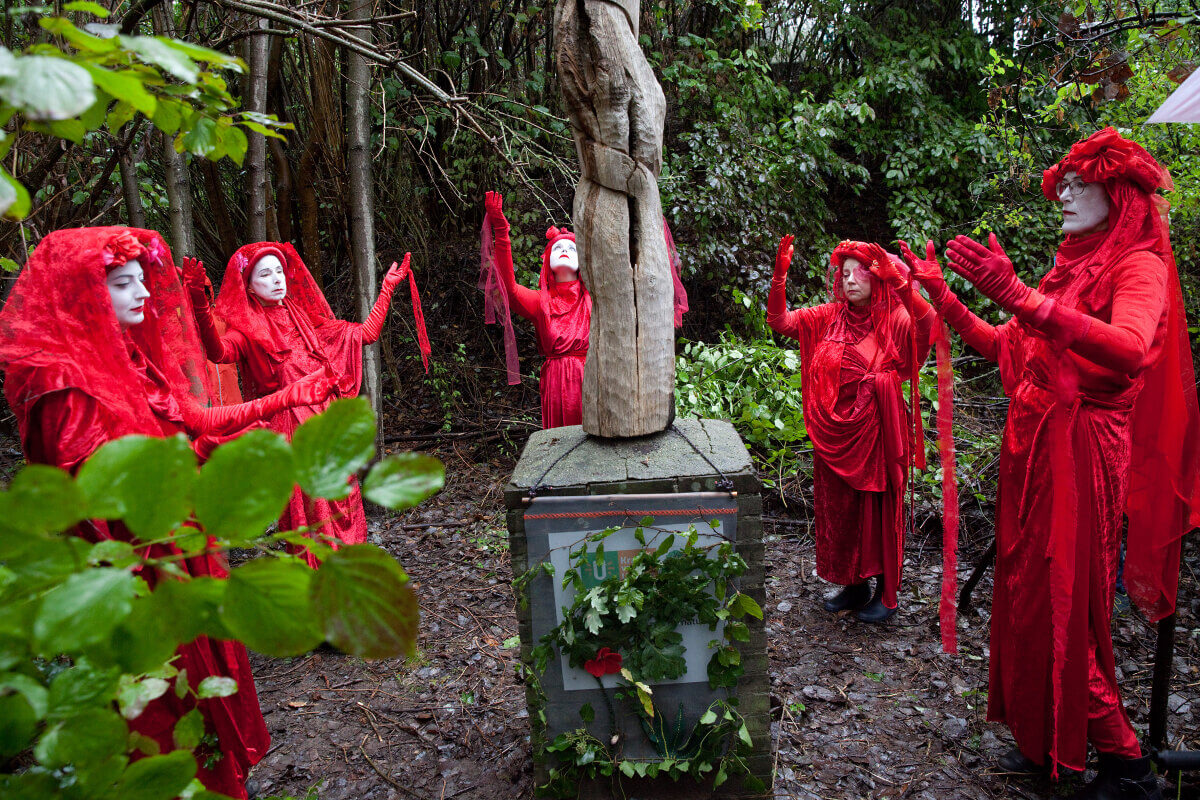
top-left (583, 647), bottom-right (622, 678)
top-left (103, 231), bottom-right (144, 268)
top-left (1042, 127), bottom-right (1167, 199)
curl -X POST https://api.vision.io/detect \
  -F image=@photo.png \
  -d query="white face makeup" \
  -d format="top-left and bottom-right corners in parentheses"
top-left (106, 259), bottom-right (150, 328)
top-left (249, 254), bottom-right (287, 303)
top-left (1057, 170), bottom-right (1111, 235)
top-left (549, 239), bottom-right (578, 283)
top-left (841, 258), bottom-right (872, 307)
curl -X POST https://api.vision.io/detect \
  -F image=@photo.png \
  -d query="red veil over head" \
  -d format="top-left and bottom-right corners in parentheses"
top-left (0, 227), bottom-right (213, 444)
top-left (215, 242), bottom-right (364, 399)
top-left (1041, 127), bottom-right (1200, 621)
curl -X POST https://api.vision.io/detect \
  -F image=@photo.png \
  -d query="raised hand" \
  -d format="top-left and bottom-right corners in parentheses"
top-left (774, 234), bottom-right (795, 280)
top-left (383, 253), bottom-right (411, 291)
top-left (181, 256), bottom-right (208, 296)
top-left (864, 243), bottom-right (908, 291)
top-left (945, 233), bottom-right (1031, 314)
top-left (484, 191), bottom-right (505, 220)
top-left (899, 240), bottom-right (946, 293)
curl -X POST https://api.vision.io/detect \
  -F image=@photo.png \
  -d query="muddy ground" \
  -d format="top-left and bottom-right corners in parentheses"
top-left (244, 438), bottom-right (1200, 800)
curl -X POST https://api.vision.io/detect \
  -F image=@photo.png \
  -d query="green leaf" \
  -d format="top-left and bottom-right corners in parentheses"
top-left (220, 558), bottom-right (322, 656)
top-left (117, 675), bottom-right (169, 719)
top-left (579, 702), bottom-right (594, 723)
top-left (111, 590), bottom-right (184, 675)
top-left (220, 122), bottom-right (247, 165)
top-left (88, 539), bottom-right (137, 568)
top-left (0, 168), bottom-right (29, 219)
top-left (76, 435), bottom-right (196, 540)
top-left (116, 749), bottom-right (197, 800)
top-left (152, 98), bottom-right (183, 135)
top-left (310, 545), bottom-right (418, 659)
top-left (196, 676), bottom-right (236, 699)
top-left (39, 16), bottom-right (117, 52)
top-left (362, 452), bottom-right (444, 510)
top-left (156, 37), bottom-right (244, 70)
top-left (64, 0), bottom-right (110, 15)
top-left (731, 592), bottom-right (763, 620)
top-left (173, 708), bottom-right (204, 750)
top-left (79, 63), bottom-right (156, 116)
top-left (35, 707), bottom-right (127, 768)
top-left (106, 99), bottom-right (137, 132)
top-left (118, 35), bottom-right (199, 83)
top-left (0, 463), bottom-right (86, 536)
top-left (0, 672), bottom-right (48, 718)
top-left (178, 115), bottom-right (218, 157)
top-left (1, 55), bottom-right (95, 121)
top-left (47, 659), bottom-right (121, 719)
top-left (34, 567), bottom-right (135, 655)
top-left (153, 575), bottom-right (231, 643)
top-left (194, 429), bottom-right (294, 544)
top-left (292, 398), bottom-right (376, 500)
top-left (0, 692), bottom-right (38, 759)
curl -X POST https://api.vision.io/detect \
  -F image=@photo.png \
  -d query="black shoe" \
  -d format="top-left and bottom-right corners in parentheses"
top-left (822, 582), bottom-right (870, 612)
top-left (854, 581), bottom-right (896, 623)
top-left (1072, 754), bottom-right (1162, 800)
top-left (997, 747), bottom-right (1044, 775)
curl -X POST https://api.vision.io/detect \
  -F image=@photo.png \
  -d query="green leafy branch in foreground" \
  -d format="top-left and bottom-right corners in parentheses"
top-left (0, 397), bottom-right (442, 800)
top-left (515, 523), bottom-right (764, 796)
top-left (0, 2), bottom-right (292, 219)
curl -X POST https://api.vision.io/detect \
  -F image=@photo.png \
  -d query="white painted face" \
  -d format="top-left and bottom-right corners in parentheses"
top-left (549, 239), bottom-right (578, 283)
top-left (841, 257), bottom-right (872, 308)
top-left (249, 254), bottom-right (287, 303)
top-left (106, 259), bottom-right (150, 328)
top-left (1057, 170), bottom-right (1111, 235)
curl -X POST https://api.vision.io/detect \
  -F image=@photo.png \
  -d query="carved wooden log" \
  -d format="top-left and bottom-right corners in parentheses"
top-left (555, 0), bottom-right (674, 438)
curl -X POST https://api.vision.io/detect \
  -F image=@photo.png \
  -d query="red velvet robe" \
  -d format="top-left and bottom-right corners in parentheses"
top-left (769, 301), bottom-right (933, 608)
top-left (963, 247), bottom-right (1170, 770)
top-left (208, 242), bottom-right (370, 568)
top-left (0, 227), bottom-right (270, 800)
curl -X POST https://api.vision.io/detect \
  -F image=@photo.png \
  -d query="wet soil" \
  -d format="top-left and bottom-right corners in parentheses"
top-left (245, 438), bottom-right (1200, 800)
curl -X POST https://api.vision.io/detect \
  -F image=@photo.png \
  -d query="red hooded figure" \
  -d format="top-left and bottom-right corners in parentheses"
top-left (480, 192), bottom-right (591, 428)
top-left (0, 227), bottom-right (339, 798)
top-left (909, 128), bottom-right (1200, 792)
top-left (767, 237), bottom-right (936, 622)
top-left (188, 243), bottom-right (418, 568)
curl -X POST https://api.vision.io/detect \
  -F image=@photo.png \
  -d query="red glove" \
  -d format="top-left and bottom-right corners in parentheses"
top-left (773, 234), bottom-right (794, 281)
top-left (181, 257), bottom-right (209, 306)
top-left (945, 233), bottom-right (1033, 314)
top-left (381, 253), bottom-right (410, 292)
top-left (182, 366), bottom-right (336, 438)
top-left (864, 243), bottom-right (908, 292)
top-left (484, 191), bottom-right (509, 232)
top-left (900, 240), bottom-right (951, 304)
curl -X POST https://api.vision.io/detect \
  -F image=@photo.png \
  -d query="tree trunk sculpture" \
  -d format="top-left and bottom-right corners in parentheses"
top-left (555, 0), bottom-right (674, 437)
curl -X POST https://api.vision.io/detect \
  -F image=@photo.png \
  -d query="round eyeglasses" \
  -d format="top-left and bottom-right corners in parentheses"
top-left (1055, 177), bottom-right (1089, 199)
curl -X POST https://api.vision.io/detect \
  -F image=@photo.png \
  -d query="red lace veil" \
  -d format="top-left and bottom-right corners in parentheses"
top-left (215, 242), bottom-right (364, 398)
top-left (1042, 127), bottom-right (1200, 621)
top-left (0, 227), bottom-right (212, 445)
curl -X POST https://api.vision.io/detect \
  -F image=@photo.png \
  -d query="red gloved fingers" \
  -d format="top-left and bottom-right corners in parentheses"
top-left (866, 243), bottom-right (907, 290)
top-left (484, 191), bottom-right (507, 224)
top-left (946, 233), bottom-right (1031, 313)
top-left (382, 253), bottom-right (411, 291)
top-left (774, 234), bottom-right (794, 279)
top-left (181, 257), bottom-right (208, 300)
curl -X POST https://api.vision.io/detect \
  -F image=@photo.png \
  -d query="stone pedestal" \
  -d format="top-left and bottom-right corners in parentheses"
top-left (505, 419), bottom-right (771, 796)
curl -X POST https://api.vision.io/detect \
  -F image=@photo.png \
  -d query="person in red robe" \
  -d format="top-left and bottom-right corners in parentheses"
top-left (186, 243), bottom-right (409, 568)
top-left (767, 237), bottom-right (936, 622)
top-left (904, 128), bottom-right (1199, 798)
top-left (480, 191), bottom-right (590, 428)
top-left (0, 227), bottom-right (335, 799)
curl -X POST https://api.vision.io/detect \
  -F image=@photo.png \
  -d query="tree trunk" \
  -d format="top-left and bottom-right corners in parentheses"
top-left (555, 0), bottom-right (674, 437)
top-left (161, 130), bottom-right (195, 256)
top-left (200, 160), bottom-right (239, 258)
top-left (119, 130), bottom-right (146, 229)
top-left (347, 0), bottom-right (382, 418)
top-left (246, 15), bottom-right (271, 241)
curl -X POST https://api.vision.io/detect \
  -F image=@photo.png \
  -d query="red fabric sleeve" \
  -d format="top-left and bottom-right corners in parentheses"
top-left (492, 222), bottom-right (540, 321)
top-left (28, 389), bottom-right (110, 475)
top-left (192, 296), bottom-right (247, 364)
top-left (766, 274), bottom-right (829, 341)
top-left (925, 283), bottom-right (1003, 362)
top-left (1035, 252), bottom-right (1168, 375)
top-left (911, 301), bottom-right (937, 366)
top-left (359, 281), bottom-right (397, 345)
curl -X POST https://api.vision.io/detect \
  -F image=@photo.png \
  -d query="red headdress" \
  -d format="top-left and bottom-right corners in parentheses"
top-left (1042, 127), bottom-right (1200, 621)
top-left (215, 242), bottom-right (364, 398)
top-left (0, 227), bottom-right (213, 448)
